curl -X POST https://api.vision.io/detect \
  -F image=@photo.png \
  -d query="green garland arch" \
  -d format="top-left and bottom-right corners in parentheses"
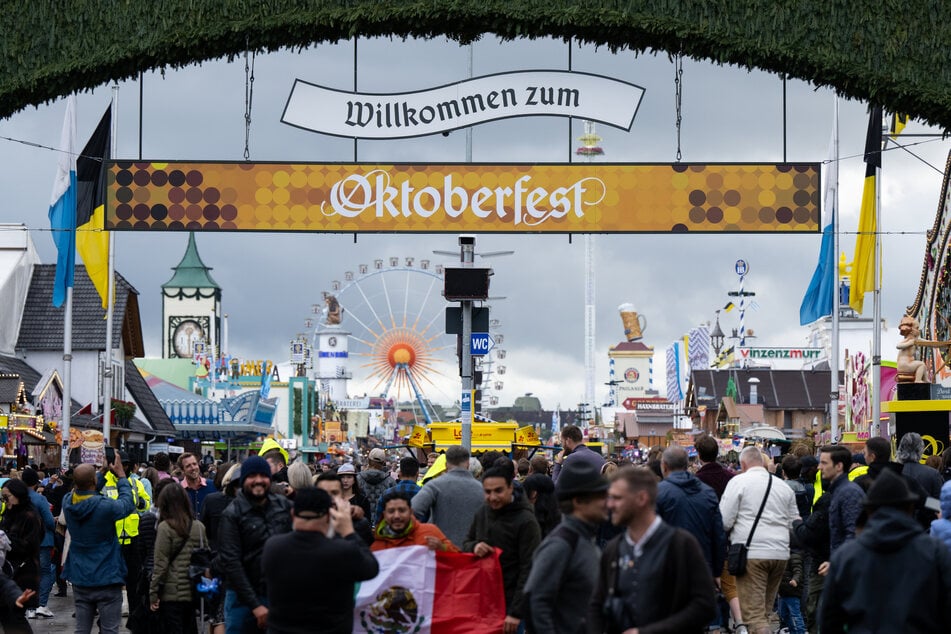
top-left (2, 1), bottom-right (951, 127)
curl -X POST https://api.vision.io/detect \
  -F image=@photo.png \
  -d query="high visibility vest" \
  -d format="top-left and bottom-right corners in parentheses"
top-left (102, 472), bottom-right (150, 544)
top-left (849, 465), bottom-right (868, 481)
top-left (813, 469), bottom-right (825, 505)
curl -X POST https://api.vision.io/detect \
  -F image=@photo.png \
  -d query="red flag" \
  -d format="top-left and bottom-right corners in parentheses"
top-left (433, 548), bottom-right (506, 633)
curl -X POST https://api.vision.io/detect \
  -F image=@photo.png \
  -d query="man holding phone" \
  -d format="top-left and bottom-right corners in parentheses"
top-left (552, 425), bottom-right (605, 484)
top-left (262, 489), bottom-right (378, 633)
top-left (62, 459), bottom-right (136, 634)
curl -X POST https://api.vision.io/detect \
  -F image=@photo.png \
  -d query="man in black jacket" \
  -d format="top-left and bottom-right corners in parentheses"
top-left (464, 465), bottom-right (541, 634)
top-left (820, 469), bottom-right (951, 633)
top-left (793, 489), bottom-right (831, 634)
top-left (218, 456), bottom-right (292, 634)
top-left (262, 488), bottom-right (378, 633)
top-left (524, 460), bottom-right (607, 634)
top-left (589, 466), bottom-right (716, 634)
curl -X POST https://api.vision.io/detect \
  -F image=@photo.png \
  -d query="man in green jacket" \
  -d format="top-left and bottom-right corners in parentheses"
top-left (464, 465), bottom-right (541, 634)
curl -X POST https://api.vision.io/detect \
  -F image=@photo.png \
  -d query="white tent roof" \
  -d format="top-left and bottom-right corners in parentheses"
top-left (0, 225), bottom-right (37, 355)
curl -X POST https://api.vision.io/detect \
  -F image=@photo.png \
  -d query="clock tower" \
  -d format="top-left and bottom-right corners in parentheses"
top-left (162, 232), bottom-right (222, 359)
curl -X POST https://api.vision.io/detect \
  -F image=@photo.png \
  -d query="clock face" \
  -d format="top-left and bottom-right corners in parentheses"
top-left (173, 320), bottom-right (204, 357)
top-left (327, 336), bottom-right (338, 348)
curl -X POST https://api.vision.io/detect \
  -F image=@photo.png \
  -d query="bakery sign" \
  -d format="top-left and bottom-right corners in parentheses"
top-left (282, 71), bottom-right (645, 139)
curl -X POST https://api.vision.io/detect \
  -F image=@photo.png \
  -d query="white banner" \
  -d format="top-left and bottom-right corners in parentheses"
top-left (282, 70), bottom-right (644, 139)
top-left (354, 546), bottom-right (436, 633)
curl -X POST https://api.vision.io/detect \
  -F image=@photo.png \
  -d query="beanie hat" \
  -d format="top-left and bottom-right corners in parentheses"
top-left (240, 456), bottom-right (272, 482)
top-left (555, 460), bottom-right (608, 500)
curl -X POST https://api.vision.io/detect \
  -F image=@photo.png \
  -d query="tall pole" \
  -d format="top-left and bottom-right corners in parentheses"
top-left (830, 97), bottom-right (841, 442)
top-left (584, 234), bottom-right (595, 425)
top-left (62, 286), bottom-right (73, 469)
top-left (460, 237), bottom-right (475, 450)
top-left (871, 110), bottom-right (883, 437)
top-left (101, 86), bottom-right (118, 446)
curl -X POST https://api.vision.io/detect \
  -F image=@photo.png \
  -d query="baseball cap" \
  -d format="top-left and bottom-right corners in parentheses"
top-left (368, 448), bottom-right (387, 463)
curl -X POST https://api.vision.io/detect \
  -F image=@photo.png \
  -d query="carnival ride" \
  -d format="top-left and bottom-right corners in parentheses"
top-left (311, 257), bottom-right (454, 425)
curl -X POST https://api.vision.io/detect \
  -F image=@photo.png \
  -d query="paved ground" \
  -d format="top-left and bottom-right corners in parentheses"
top-left (29, 590), bottom-right (131, 634)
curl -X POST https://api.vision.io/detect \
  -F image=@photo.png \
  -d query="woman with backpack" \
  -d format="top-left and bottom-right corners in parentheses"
top-left (149, 483), bottom-right (207, 633)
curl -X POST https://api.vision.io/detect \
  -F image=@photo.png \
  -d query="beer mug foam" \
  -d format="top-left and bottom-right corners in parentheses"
top-left (618, 303), bottom-right (647, 341)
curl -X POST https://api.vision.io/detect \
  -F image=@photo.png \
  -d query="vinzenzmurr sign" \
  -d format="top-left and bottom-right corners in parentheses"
top-left (281, 71), bottom-right (645, 139)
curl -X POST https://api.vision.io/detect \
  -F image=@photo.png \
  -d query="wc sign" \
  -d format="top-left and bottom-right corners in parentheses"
top-left (470, 332), bottom-right (495, 355)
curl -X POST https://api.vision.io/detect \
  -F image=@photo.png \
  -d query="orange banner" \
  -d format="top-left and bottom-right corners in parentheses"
top-left (106, 162), bottom-right (819, 233)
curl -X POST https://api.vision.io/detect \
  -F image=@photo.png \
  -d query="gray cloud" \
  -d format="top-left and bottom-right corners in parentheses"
top-left (0, 36), bottom-right (946, 411)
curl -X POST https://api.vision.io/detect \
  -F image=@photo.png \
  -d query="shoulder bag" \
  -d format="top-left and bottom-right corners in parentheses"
top-left (727, 472), bottom-right (772, 577)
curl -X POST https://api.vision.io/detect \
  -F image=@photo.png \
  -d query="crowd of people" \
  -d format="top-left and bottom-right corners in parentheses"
top-left (0, 427), bottom-right (949, 633)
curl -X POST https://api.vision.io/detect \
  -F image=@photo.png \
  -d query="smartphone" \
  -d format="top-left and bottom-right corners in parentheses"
top-left (104, 446), bottom-right (116, 466)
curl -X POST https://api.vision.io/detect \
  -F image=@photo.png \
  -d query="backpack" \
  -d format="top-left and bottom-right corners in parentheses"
top-left (358, 472), bottom-right (395, 525)
top-left (789, 478), bottom-right (812, 518)
top-left (523, 523), bottom-right (581, 634)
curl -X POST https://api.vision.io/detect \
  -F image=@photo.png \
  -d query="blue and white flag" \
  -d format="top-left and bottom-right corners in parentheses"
top-left (49, 96), bottom-right (77, 308)
top-left (800, 106), bottom-right (838, 325)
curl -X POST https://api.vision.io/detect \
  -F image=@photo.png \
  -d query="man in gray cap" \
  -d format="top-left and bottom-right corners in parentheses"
top-left (218, 456), bottom-right (292, 633)
top-left (523, 459), bottom-right (607, 634)
top-left (820, 469), bottom-right (951, 632)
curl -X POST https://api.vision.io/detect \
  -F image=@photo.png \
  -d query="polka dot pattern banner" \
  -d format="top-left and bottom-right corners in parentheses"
top-left (106, 162), bottom-right (820, 233)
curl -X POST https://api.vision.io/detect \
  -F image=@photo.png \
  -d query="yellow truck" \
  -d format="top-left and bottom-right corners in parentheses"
top-left (408, 421), bottom-right (541, 452)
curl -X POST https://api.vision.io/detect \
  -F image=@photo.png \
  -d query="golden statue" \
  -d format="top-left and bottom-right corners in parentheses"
top-left (896, 315), bottom-right (951, 383)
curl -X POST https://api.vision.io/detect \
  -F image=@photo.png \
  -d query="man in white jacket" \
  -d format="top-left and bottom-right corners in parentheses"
top-left (720, 446), bottom-right (800, 634)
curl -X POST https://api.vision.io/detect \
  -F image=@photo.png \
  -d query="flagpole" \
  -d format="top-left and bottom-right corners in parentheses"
top-left (102, 85), bottom-right (118, 447)
top-left (871, 110), bottom-right (883, 438)
top-left (830, 97), bottom-right (840, 443)
top-left (62, 286), bottom-right (73, 470)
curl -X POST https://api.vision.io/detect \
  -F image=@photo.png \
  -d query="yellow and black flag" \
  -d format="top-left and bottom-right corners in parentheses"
top-left (76, 106), bottom-right (111, 308)
top-left (848, 105), bottom-right (882, 314)
top-left (889, 112), bottom-right (908, 138)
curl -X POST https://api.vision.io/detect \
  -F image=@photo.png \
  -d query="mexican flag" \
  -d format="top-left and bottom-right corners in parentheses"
top-left (354, 545), bottom-right (506, 634)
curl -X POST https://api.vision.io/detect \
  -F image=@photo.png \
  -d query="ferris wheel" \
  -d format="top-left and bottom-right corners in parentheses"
top-left (310, 256), bottom-right (458, 417)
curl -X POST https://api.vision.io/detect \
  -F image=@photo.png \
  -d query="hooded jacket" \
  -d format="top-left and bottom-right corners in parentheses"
top-left (357, 468), bottom-right (395, 526)
top-left (62, 478), bottom-right (136, 587)
top-left (370, 519), bottom-right (458, 552)
top-left (463, 489), bottom-right (541, 617)
top-left (656, 471), bottom-right (727, 576)
top-left (821, 505), bottom-right (951, 633)
top-left (929, 481), bottom-right (951, 551)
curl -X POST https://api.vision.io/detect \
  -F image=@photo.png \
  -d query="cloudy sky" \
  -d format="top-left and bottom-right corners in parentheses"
top-left (0, 36), bottom-right (947, 411)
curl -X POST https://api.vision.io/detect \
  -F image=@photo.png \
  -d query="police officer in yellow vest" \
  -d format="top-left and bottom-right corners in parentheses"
top-left (100, 451), bottom-right (150, 608)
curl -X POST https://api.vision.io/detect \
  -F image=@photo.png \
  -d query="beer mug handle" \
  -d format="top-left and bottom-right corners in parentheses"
top-left (638, 314), bottom-right (647, 332)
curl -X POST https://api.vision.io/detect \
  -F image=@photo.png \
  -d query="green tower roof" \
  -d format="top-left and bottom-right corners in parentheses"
top-left (162, 232), bottom-right (220, 289)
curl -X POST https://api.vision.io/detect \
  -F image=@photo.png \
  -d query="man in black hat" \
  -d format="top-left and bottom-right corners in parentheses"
top-left (820, 469), bottom-right (951, 633)
top-left (262, 488), bottom-right (378, 633)
top-left (523, 460), bottom-right (607, 633)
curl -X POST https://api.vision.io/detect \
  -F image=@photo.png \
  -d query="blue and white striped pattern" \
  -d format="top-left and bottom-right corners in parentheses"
top-left (666, 342), bottom-right (683, 402)
top-left (688, 325), bottom-right (710, 370)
